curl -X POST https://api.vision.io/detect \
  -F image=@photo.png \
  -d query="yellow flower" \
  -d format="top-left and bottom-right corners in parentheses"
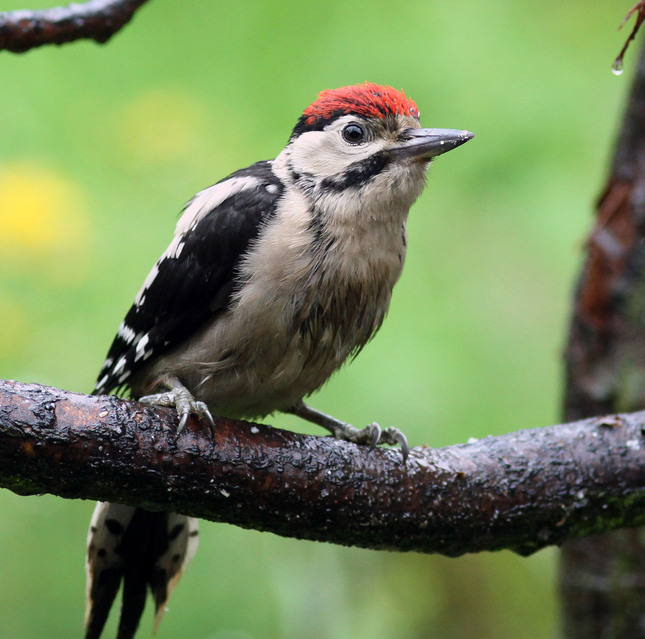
top-left (0, 162), bottom-right (89, 254)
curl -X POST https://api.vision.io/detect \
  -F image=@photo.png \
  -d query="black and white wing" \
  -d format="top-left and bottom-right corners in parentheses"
top-left (94, 160), bottom-right (283, 396)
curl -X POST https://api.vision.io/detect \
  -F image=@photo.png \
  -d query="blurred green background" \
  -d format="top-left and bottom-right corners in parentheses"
top-left (0, 1), bottom-right (634, 637)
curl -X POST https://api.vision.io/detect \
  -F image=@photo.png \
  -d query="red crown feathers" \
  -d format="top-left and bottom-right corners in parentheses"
top-left (303, 83), bottom-right (419, 126)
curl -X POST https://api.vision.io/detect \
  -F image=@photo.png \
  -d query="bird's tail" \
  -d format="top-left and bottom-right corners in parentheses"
top-left (85, 502), bottom-right (199, 639)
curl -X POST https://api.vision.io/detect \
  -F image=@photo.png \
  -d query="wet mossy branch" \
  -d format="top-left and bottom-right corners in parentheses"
top-left (0, 0), bottom-right (149, 53)
top-left (1, 379), bottom-right (645, 557)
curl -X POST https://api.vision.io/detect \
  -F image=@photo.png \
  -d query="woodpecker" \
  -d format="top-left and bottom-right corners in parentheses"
top-left (85, 82), bottom-right (473, 639)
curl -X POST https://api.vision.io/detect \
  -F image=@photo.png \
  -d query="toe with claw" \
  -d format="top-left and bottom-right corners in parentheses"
top-left (378, 426), bottom-right (410, 463)
top-left (332, 421), bottom-right (409, 463)
top-left (288, 401), bottom-right (410, 462)
top-left (139, 376), bottom-right (214, 435)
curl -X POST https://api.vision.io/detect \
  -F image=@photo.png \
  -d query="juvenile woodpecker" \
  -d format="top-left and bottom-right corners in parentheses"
top-left (85, 82), bottom-right (473, 639)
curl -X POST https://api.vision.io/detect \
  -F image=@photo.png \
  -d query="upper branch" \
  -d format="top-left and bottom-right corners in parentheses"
top-left (0, 0), bottom-right (150, 53)
top-left (1, 379), bottom-right (645, 557)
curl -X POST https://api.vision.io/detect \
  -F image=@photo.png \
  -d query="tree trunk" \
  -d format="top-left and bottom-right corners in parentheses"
top-left (561, 37), bottom-right (645, 639)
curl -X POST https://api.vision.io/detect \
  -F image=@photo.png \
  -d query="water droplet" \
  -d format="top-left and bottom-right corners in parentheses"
top-left (612, 58), bottom-right (624, 75)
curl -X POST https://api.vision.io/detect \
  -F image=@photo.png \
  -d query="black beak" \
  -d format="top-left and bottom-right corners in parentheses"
top-left (392, 128), bottom-right (474, 160)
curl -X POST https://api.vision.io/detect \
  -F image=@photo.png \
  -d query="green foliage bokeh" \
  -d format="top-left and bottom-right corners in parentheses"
top-left (0, 1), bottom-right (633, 637)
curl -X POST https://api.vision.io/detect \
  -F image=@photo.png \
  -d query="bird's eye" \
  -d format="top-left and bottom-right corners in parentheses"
top-left (342, 123), bottom-right (366, 144)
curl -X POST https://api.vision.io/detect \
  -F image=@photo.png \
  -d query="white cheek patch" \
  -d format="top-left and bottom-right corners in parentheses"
top-left (289, 126), bottom-right (387, 179)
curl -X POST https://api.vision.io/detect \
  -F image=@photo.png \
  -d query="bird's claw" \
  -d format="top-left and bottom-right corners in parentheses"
top-left (176, 399), bottom-right (214, 434)
top-left (139, 387), bottom-right (214, 435)
top-left (379, 426), bottom-right (409, 463)
top-left (331, 421), bottom-right (409, 463)
top-left (367, 422), bottom-right (381, 449)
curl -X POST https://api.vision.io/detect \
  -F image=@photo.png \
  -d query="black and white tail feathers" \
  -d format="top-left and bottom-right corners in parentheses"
top-left (85, 503), bottom-right (199, 639)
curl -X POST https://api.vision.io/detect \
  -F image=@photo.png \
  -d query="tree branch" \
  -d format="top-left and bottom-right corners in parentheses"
top-left (2, 379), bottom-right (645, 557)
top-left (0, 0), bottom-right (150, 53)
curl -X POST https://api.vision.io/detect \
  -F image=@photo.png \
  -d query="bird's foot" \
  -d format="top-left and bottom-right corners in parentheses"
top-left (288, 401), bottom-right (409, 463)
top-left (329, 421), bottom-right (409, 463)
top-left (139, 376), bottom-right (214, 434)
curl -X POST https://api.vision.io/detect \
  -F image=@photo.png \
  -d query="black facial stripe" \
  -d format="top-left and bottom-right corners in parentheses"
top-left (320, 151), bottom-right (389, 191)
